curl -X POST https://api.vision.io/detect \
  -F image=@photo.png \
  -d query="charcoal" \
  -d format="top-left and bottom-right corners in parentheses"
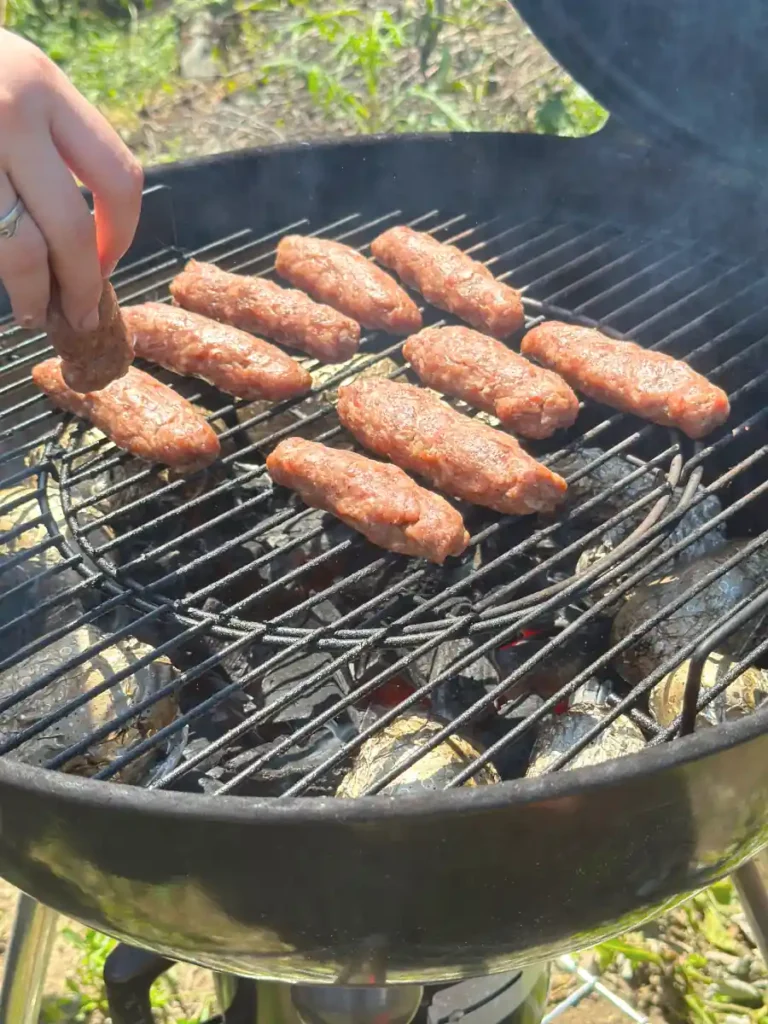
top-left (478, 712), bottom-right (539, 780)
top-left (259, 648), bottom-right (356, 729)
top-left (548, 446), bottom-right (665, 528)
top-left (494, 617), bottom-right (608, 700)
top-left (408, 631), bottom-right (498, 722)
top-left (611, 540), bottom-right (768, 686)
top-left (208, 724), bottom-right (352, 797)
top-left (576, 489), bottom-right (725, 582)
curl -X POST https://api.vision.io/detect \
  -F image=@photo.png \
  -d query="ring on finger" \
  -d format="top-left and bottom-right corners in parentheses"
top-left (0, 196), bottom-right (27, 240)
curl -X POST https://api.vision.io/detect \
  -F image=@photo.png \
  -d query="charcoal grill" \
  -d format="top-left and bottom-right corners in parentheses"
top-left (3, 3), bottom-right (768, 1013)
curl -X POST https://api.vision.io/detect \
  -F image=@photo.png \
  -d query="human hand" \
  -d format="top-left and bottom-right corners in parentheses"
top-left (0, 29), bottom-right (143, 330)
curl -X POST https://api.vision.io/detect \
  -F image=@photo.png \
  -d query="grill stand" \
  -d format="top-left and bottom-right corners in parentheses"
top-left (0, 893), bottom-right (57, 1024)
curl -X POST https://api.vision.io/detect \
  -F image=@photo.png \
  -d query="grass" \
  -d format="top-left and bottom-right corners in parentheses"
top-left (38, 925), bottom-right (215, 1023)
top-left (8, 0), bottom-right (606, 161)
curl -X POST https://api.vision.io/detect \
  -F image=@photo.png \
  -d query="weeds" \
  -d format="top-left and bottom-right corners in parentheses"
top-left (8, 0), bottom-right (606, 159)
top-left (38, 922), bottom-right (214, 1023)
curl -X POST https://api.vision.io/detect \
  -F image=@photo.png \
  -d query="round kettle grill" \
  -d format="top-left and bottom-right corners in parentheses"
top-left (3, 1), bottom-right (768, 1020)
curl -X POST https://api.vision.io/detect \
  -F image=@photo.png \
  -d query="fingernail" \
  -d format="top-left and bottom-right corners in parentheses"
top-left (79, 308), bottom-right (100, 332)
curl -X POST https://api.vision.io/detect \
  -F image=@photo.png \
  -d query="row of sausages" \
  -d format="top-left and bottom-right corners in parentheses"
top-left (32, 225), bottom-right (730, 564)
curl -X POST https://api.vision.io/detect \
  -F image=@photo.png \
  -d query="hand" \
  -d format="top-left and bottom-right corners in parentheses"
top-left (0, 29), bottom-right (143, 330)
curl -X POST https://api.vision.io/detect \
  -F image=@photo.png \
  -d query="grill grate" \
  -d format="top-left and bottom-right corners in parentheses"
top-left (1, 199), bottom-right (768, 798)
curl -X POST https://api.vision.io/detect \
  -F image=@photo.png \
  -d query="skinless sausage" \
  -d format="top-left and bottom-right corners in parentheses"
top-left (123, 302), bottom-right (311, 401)
top-left (336, 378), bottom-right (567, 515)
top-left (267, 437), bottom-right (469, 564)
top-left (403, 325), bottom-right (579, 439)
top-left (32, 359), bottom-right (220, 474)
top-left (521, 321), bottom-right (730, 440)
top-left (275, 235), bottom-right (422, 335)
top-left (46, 280), bottom-right (133, 393)
top-left (371, 226), bottom-right (524, 339)
top-left (170, 260), bottom-right (360, 363)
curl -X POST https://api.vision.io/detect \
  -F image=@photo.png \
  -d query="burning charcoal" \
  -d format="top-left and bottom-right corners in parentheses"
top-left (650, 652), bottom-right (768, 729)
top-left (336, 713), bottom-right (499, 797)
top-left (0, 626), bottom-right (179, 782)
top-left (494, 617), bottom-right (609, 700)
top-left (526, 681), bottom-right (645, 777)
top-left (611, 541), bottom-right (768, 686)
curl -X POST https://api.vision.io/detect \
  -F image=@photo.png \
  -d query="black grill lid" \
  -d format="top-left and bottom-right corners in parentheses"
top-left (513, 0), bottom-right (768, 171)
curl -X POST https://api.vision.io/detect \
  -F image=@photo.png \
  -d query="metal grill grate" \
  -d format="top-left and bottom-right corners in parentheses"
top-left (1, 198), bottom-right (768, 798)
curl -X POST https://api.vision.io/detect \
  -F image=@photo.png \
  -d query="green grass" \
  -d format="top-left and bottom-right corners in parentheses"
top-left (7, 0), bottom-right (606, 159)
top-left (39, 925), bottom-right (215, 1023)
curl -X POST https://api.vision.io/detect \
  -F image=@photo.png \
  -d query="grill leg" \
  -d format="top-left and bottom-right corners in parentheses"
top-left (733, 851), bottom-right (768, 966)
top-left (0, 893), bottom-right (57, 1024)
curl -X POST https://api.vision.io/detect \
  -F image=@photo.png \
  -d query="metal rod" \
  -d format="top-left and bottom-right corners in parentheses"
top-left (733, 852), bottom-right (768, 967)
top-left (0, 894), bottom-right (57, 1024)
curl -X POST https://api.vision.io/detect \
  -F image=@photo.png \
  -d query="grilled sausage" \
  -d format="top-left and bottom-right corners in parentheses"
top-left (403, 325), bottom-right (579, 439)
top-left (336, 378), bottom-right (567, 515)
top-left (123, 302), bottom-right (311, 401)
top-left (275, 235), bottom-right (422, 335)
top-left (170, 260), bottom-right (360, 363)
top-left (267, 437), bottom-right (469, 563)
top-left (46, 280), bottom-right (134, 393)
top-left (32, 359), bottom-right (220, 473)
top-left (371, 226), bottom-right (524, 339)
top-left (521, 321), bottom-right (730, 439)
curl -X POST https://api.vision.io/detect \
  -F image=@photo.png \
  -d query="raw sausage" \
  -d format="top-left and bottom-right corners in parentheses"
top-left (521, 321), bottom-right (730, 440)
top-left (371, 226), bottom-right (524, 339)
top-left (123, 302), bottom-right (311, 401)
top-left (275, 235), bottom-right (422, 335)
top-left (403, 325), bottom-right (579, 439)
top-left (267, 437), bottom-right (469, 563)
top-left (46, 280), bottom-right (134, 393)
top-left (336, 378), bottom-right (567, 515)
top-left (170, 260), bottom-right (360, 363)
top-left (32, 359), bottom-right (220, 473)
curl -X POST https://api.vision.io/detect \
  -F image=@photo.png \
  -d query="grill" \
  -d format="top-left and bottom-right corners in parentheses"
top-left (0, 131), bottom-right (768, 984)
top-left (1, 186), bottom-right (766, 796)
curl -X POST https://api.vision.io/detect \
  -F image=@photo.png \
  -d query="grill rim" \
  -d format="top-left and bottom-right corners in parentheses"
top-left (1, 695), bottom-right (765, 818)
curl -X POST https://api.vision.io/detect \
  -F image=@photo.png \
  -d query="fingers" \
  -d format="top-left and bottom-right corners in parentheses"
top-left (0, 170), bottom-right (50, 328)
top-left (7, 133), bottom-right (102, 332)
top-left (49, 71), bottom-right (143, 276)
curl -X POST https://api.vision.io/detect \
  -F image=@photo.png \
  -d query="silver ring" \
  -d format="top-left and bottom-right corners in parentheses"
top-left (0, 197), bottom-right (25, 240)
